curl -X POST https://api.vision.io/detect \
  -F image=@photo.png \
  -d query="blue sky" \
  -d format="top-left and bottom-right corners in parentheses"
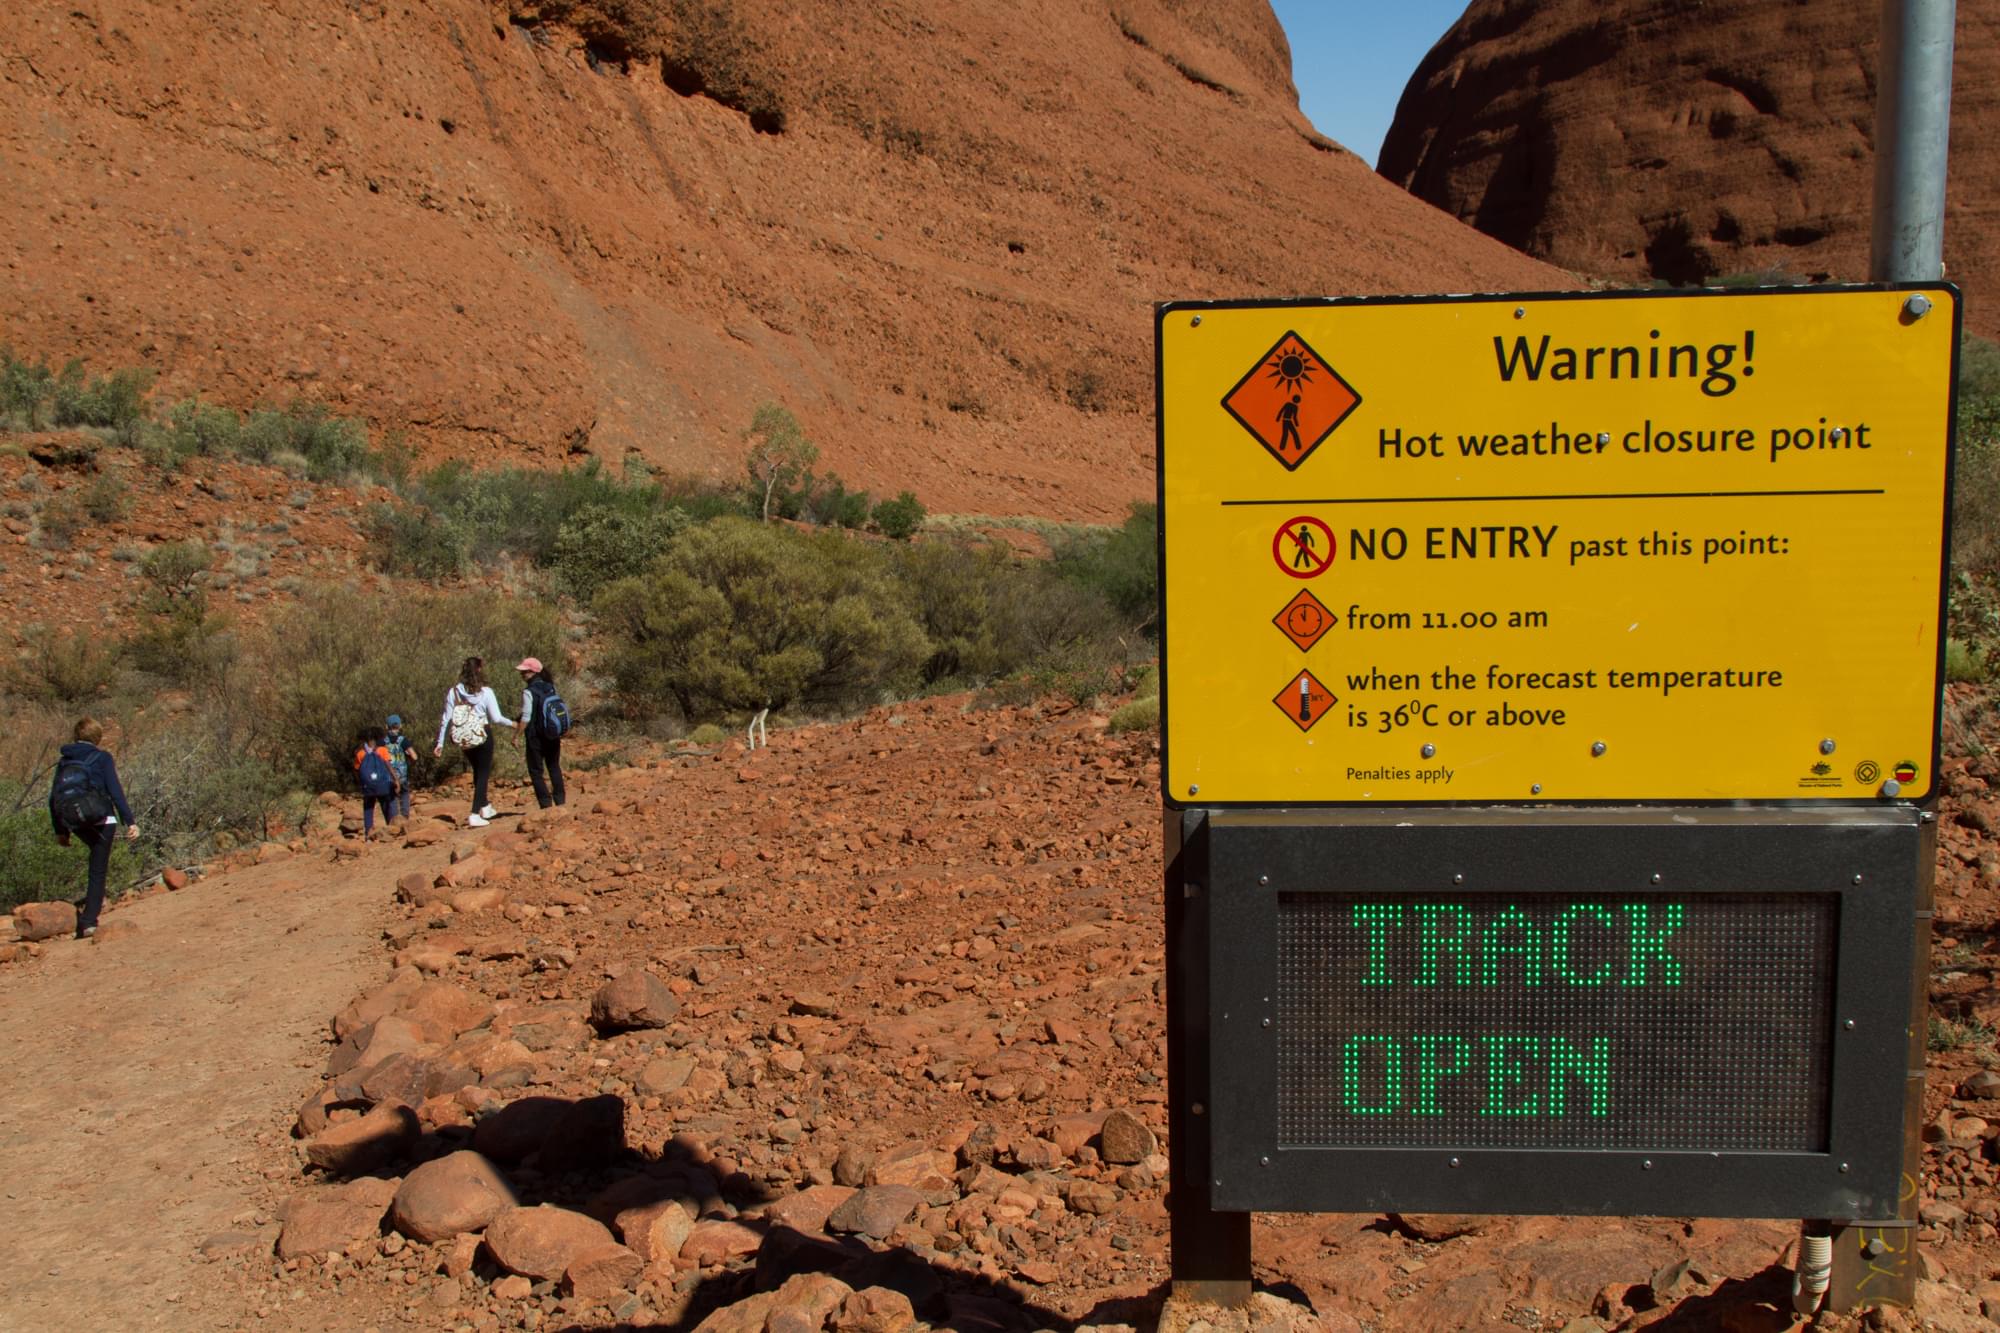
top-left (1269, 0), bottom-right (1471, 167)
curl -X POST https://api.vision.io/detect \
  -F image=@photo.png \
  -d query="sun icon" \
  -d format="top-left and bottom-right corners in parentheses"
top-left (1263, 342), bottom-right (1318, 393)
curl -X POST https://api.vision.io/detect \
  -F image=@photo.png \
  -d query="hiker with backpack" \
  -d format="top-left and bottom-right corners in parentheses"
top-left (354, 726), bottom-right (400, 841)
top-left (515, 656), bottom-right (571, 809)
top-left (48, 717), bottom-right (138, 941)
top-left (383, 714), bottom-right (417, 821)
top-left (432, 656), bottom-right (518, 828)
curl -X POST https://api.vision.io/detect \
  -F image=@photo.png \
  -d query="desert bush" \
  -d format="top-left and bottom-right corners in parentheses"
top-left (893, 540), bottom-right (1015, 685)
top-left (140, 541), bottom-right (212, 601)
top-left (871, 490), bottom-right (926, 540)
top-left (384, 457), bottom-right (663, 575)
top-left (237, 401), bottom-right (370, 481)
top-left (594, 517), bottom-right (928, 719)
top-left (0, 348), bottom-right (56, 430)
top-left (76, 471), bottom-right (131, 523)
top-left (686, 722), bottom-right (728, 746)
top-left (1052, 502), bottom-right (1158, 634)
top-left (550, 503), bottom-right (689, 601)
top-left (1106, 694), bottom-right (1159, 735)
top-left (364, 502), bottom-right (470, 578)
top-left (245, 583), bottom-right (564, 791)
top-left (36, 492), bottom-right (87, 547)
top-left (52, 362), bottom-right (154, 443)
top-left (1946, 637), bottom-right (1987, 683)
top-left (6, 625), bottom-right (122, 706)
top-left (156, 397), bottom-right (243, 463)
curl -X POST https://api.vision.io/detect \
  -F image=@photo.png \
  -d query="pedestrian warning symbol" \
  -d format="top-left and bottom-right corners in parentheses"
top-left (1222, 330), bottom-right (1360, 471)
top-left (1273, 589), bottom-right (1335, 652)
top-left (1273, 516), bottom-right (1335, 579)
top-left (1274, 670), bottom-right (1336, 732)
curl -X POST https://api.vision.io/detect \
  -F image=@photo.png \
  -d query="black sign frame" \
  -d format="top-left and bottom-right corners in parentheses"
top-left (1196, 806), bottom-right (1921, 1218)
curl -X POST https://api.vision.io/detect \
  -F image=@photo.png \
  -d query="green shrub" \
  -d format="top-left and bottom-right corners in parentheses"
top-left (76, 471), bottom-right (130, 523)
top-left (1946, 637), bottom-right (1987, 683)
top-left (550, 503), bottom-right (689, 601)
top-left (1106, 694), bottom-right (1159, 734)
top-left (390, 457), bottom-right (662, 572)
top-left (594, 517), bottom-right (928, 720)
top-left (158, 397), bottom-right (243, 463)
top-left (686, 723), bottom-right (728, 746)
top-left (237, 402), bottom-right (370, 481)
top-left (140, 541), bottom-right (212, 601)
top-left (872, 490), bottom-right (926, 540)
top-left (1053, 502), bottom-right (1158, 634)
top-left (36, 493), bottom-right (87, 547)
top-left (365, 502), bottom-right (470, 578)
top-left (246, 583), bottom-right (564, 791)
top-left (0, 348), bottom-right (56, 430)
top-left (125, 609), bottom-right (234, 686)
top-left (52, 362), bottom-right (154, 443)
top-left (6, 625), bottom-right (122, 706)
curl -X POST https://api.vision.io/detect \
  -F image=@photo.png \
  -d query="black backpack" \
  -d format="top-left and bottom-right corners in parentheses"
top-left (51, 759), bottom-right (113, 833)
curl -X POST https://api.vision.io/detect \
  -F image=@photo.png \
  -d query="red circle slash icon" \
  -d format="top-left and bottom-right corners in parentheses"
top-left (1272, 516), bottom-right (1335, 580)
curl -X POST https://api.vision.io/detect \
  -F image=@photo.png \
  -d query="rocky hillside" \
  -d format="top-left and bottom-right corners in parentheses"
top-left (0, 0), bottom-right (1559, 521)
top-left (1378, 0), bottom-right (1999, 332)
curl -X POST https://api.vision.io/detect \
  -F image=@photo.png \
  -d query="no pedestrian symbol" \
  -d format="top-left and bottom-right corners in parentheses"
top-left (1222, 330), bottom-right (1361, 471)
top-left (1274, 669), bottom-right (1336, 733)
top-left (1274, 589), bottom-right (1335, 651)
top-left (1273, 515), bottom-right (1334, 579)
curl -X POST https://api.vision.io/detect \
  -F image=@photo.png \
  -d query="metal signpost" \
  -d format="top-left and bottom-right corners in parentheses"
top-left (1157, 284), bottom-right (1958, 1311)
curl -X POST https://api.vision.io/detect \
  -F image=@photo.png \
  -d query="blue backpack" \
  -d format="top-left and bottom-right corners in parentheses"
top-left (533, 681), bottom-right (572, 740)
top-left (358, 747), bottom-right (396, 798)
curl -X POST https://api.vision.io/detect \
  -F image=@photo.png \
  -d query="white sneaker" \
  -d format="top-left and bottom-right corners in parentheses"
top-left (479, 805), bottom-right (497, 820)
top-left (467, 813), bottom-right (490, 828)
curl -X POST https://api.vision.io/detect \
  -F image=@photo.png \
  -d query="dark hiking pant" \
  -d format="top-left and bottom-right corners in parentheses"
top-left (78, 822), bottom-right (115, 932)
top-left (526, 734), bottom-right (565, 809)
top-left (466, 736), bottom-right (495, 813)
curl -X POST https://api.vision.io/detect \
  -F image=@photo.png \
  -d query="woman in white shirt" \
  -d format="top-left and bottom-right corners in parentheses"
top-left (432, 656), bottom-right (518, 827)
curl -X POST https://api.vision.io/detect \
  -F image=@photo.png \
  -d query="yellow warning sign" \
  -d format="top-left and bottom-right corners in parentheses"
top-left (1159, 286), bottom-right (1958, 804)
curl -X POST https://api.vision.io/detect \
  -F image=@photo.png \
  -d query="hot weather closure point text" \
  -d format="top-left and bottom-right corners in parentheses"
top-left (1158, 287), bottom-right (1956, 804)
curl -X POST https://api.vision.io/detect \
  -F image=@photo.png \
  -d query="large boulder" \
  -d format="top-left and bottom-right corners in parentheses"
top-left (13, 901), bottom-right (77, 942)
top-left (390, 1150), bottom-right (517, 1242)
top-left (483, 1205), bottom-right (615, 1281)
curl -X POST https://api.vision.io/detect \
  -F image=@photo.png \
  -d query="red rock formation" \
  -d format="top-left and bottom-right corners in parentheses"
top-left (1379, 0), bottom-right (1998, 334)
top-left (0, 0), bottom-right (1559, 521)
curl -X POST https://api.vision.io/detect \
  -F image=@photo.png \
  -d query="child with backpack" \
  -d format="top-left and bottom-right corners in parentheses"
top-left (49, 716), bottom-right (138, 940)
top-left (354, 726), bottom-right (400, 841)
top-left (515, 657), bottom-right (571, 809)
top-left (383, 714), bottom-right (416, 821)
top-left (432, 656), bottom-right (518, 827)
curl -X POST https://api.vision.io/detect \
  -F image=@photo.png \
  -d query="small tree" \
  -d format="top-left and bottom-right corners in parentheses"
top-left (743, 403), bottom-right (818, 522)
top-left (871, 490), bottom-right (926, 540)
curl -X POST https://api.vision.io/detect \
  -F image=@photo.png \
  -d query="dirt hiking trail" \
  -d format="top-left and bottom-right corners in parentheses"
top-left (0, 821), bottom-right (490, 1331)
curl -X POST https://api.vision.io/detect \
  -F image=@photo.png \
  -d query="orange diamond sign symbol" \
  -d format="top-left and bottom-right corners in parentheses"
top-left (1222, 330), bottom-right (1360, 471)
top-left (1273, 589), bottom-right (1335, 652)
top-left (1273, 669), bottom-right (1337, 733)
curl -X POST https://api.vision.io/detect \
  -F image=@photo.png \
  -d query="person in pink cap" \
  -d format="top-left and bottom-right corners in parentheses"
top-left (516, 656), bottom-right (568, 809)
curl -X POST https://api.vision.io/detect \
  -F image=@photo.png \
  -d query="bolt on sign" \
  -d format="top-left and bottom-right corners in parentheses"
top-left (1156, 287), bottom-right (1959, 805)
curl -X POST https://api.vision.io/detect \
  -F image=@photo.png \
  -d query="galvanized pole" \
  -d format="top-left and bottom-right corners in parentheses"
top-left (1869, 0), bottom-right (1957, 282)
top-left (1824, 0), bottom-right (1957, 1314)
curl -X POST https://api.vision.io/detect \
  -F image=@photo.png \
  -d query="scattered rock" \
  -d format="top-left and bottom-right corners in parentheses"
top-left (615, 1199), bottom-right (695, 1265)
top-left (589, 970), bottom-right (681, 1032)
top-left (303, 1102), bottom-right (419, 1176)
top-left (835, 1285), bottom-right (917, 1333)
top-left (276, 1198), bottom-right (384, 1259)
top-left (680, 1218), bottom-right (764, 1266)
top-left (13, 901), bottom-right (77, 942)
top-left (1097, 1107), bottom-right (1155, 1164)
top-left (390, 1149), bottom-right (517, 1242)
top-left (561, 1240), bottom-right (644, 1300)
top-left (826, 1185), bottom-right (922, 1240)
top-left (482, 1204), bottom-right (616, 1281)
